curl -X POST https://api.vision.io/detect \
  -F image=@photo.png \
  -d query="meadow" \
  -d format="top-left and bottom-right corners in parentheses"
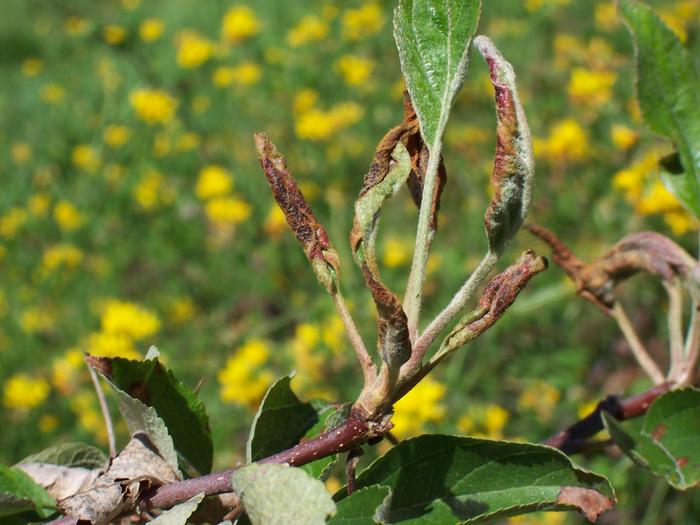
top-left (1, 0), bottom-right (699, 522)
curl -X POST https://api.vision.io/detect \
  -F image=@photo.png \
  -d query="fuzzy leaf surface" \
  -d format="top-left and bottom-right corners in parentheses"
top-left (231, 464), bottom-right (335, 525)
top-left (620, 0), bottom-right (700, 218)
top-left (87, 354), bottom-right (212, 475)
top-left (149, 493), bottom-right (204, 524)
top-left (603, 387), bottom-right (700, 490)
top-left (343, 435), bottom-right (614, 524)
top-left (393, 0), bottom-right (481, 147)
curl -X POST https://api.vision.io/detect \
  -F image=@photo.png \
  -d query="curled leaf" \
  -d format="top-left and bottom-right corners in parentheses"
top-left (351, 142), bottom-right (413, 371)
top-left (528, 225), bottom-right (698, 311)
top-left (254, 132), bottom-right (340, 293)
top-left (475, 35), bottom-right (534, 256)
top-left (16, 463), bottom-right (100, 503)
top-left (436, 250), bottom-right (547, 359)
top-left (59, 433), bottom-right (179, 524)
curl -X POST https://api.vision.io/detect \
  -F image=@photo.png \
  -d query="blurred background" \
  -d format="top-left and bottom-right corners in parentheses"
top-left (1, 0), bottom-right (698, 522)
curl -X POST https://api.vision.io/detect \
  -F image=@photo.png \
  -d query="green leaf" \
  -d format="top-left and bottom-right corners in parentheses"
top-left (328, 485), bottom-right (391, 525)
top-left (0, 466), bottom-right (55, 519)
top-left (246, 375), bottom-right (322, 463)
top-left (87, 354), bottom-right (212, 475)
top-left (343, 435), bottom-right (614, 524)
top-left (619, 0), bottom-right (700, 218)
top-left (17, 443), bottom-right (107, 470)
top-left (231, 464), bottom-right (336, 525)
top-left (474, 36), bottom-right (534, 256)
top-left (393, 0), bottom-right (481, 148)
top-left (603, 387), bottom-right (700, 490)
top-left (149, 492), bottom-right (204, 524)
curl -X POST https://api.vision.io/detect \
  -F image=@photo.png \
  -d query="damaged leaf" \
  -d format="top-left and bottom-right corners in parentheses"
top-left (342, 435), bottom-right (614, 523)
top-left (527, 226), bottom-right (698, 311)
top-left (603, 387), bottom-right (700, 490)
top-left (0, 465), bottom-right (55, 519)
top-left (475, 36), bottom-right (534, 256)
top-left (86, 354), bottom-right (212, 475)
top-left (351, 142), bottom-right (413, 371)
top-left (254, 133), bottom-right (341, 294)
top-left (231, 464), bottom-right (336, 525)
top-left (59, 433), bottom-right (179, 524)
top-left (18, 443), bottom-right (107, 471)
top-left (435, 250), bottom-right (547, 361)
top-left (15, 463), bottom-right (100, 503)
top-left (620, 0), bottom-right (700, 218)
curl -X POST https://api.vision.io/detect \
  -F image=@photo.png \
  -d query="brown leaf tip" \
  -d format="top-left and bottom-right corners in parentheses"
top-left (557, 486), bottom-right (614, 522)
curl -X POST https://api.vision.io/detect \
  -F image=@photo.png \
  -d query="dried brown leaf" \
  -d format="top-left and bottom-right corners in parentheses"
top-left (16, 463), bottom-right (101, 502)
top-left (59, 433), bottom-right (179, 524)
top-left (254, 133), bottom-right (340, 293)
top-left (557, 486), bottom-right (615, 522)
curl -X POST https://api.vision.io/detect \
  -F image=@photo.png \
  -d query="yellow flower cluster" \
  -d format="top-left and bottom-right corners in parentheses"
top-left (392, 376), bottom-right (446, 439)
top-left (341, 3), bottom-right (384, 41)
top-left (133, 169), bottom-right (176, 211)
top-left (212, 62), bottom-right (262, 87)
top-left (54, 200), bottom-right (85, 232)
top-left (218, 338), bottom-right (273, 407)
top-left (0, 207), bottom-right (27, 239)
top-left (177, 30), bottom-right (215, 69)
top-left (295, 100), bottom-right (364, 141)
top-left (457, 403), bottom-right (510, 439)
top-left (612, 150), bottom-right (698, 234)
top-left (221, 5), bottom-right (261, 43)
top-left (518, 380), bottom-right (560, 421)
top-left (334, 55), bottom-right (374, 86)
top-left (287, 15), bottom-right (329, 47)
top-left (130, 88), bottom-right (178, 125)
top-left (70, 391), bottom-right (108, 443)
top-left (103, 25), bottom-right (127, 45)
top-left (20, 307), bottom-right (55, 335)
top-left (533, 119), bottom-right (589, 163)
top-left (195, 165), bottom-right (252, 227)
top-left (382, 237), bottom-right (412, 268)
top-left (40, 83), bottom-right (65, 104)
top-left (139, 18), bottom-right (165, 42)
top-left (567, 67), bottom-right (616, 108)
top-left (42, 244), bottom-right (84, 274)
top-left (72, 144), bottom-right (101, 172)
top-left (3, 373), bottom-right (50, 411)
top-left (52, 348), bottom-right (85, 395)
top-left (103, 125), bottom-right (131, 148)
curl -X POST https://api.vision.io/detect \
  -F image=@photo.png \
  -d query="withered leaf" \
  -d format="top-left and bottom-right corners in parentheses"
top-left (437, 250), bottom-right (547, 358)
top-left (59, 433), bottom-right (180, 525)
top-left (351, 142), bottom-right (412, 371)
top-left (475, 36), bottom-right (534, 256)
top-left (528, 225), bottom-right (699, 310)
top-left (16, 463), bottom-right (101, 502)
top-left (254, 133), bottom-right (340, 294)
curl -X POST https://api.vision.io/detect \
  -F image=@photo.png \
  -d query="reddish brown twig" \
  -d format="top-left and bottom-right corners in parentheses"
top-left (542, 382), bottom-right (672, 454)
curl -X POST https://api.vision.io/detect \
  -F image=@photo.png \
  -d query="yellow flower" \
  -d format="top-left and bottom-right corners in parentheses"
top-left (612, 150), bottom-right (659, 201)
top-left (0, 208), bottom-right (27, 239)
top-left (153, 133), bottom-right (171, 157)
top-left (610, 124), bottom-right (638, 151)
top-left (39, 415), bottom-right (59, 433)
top-left (205, 197), bottom-right (252, 226)
top-left (524, 0), bottom-right (570, 12)
top-left (22, 57), bottom-right (43, 76)
top-left (342, 3), bottom-right (384, 41)
top-left (392, 376), bottom-right (446, 439)
top-left (664, 210), bottom-right (698, 235)
top-left (637, 181), bottom-right (682, 215)
top-left (595, 2), bottom-right (618, 31)
top-left (295, 102), bottom-right (364, 141)
top-left (458, 404), bottom-right (510, 439)
top-left (518, 380), bottom-right (560, 421)
top-left (660, 11), bottom-right (687, 42)
top-left (20, 307), bottom-right (55, 334)
top-left (86, 331), bottom-right (140, 360)
top-left (130, 88), bottom-right (177, 125)
top-left (287, 15), bottom-right (329, 47)
top-left (567, 68), bottom-right (616, 108)
top-left (133, 169), bottom-right (175, 211)
top-left (70, 391), bottom-right (107, 442)
top-left (230, 62), bottom-right (261, 85)
top-left (293, 89), bottom-right (319, 116)
top-left (28, 193), bottom-right (50, 217)
top-left (139, 18), bottom-right (164, 42)
top-left (103, 125), bottom-right (131, 148)
top-left (167, 296), bottom-right (196, 324)
top-left (218, 339), bottom-right (273, 407)
top-left (335, 55), bottom-right (374, 86)
top-left (382, 237), bottom-right (412, 268)
top-left (103, 25), bottom-right (127, 45)
top-left (196, 165), bottom-right (233, 200)
top-left (3, 374), bottom-right (50, 411)
top-left (176, 30), bottom-right (215, 69)
top-left (101, 299), bottom-right (160, 340)
top-left (263, 205), bottom-right (288, 237)
top-left (51, 348), bottom-right (85, 394)
top-left (54, 200), bottom-right (84, 231)
top-left (65, 16), bottom-right (90, 36)
top-left (40, 83), bottom-right (65, 104)
top-left (72, 144), bottom-right (101, 172)
top-left (42, 244), bottom-right (84, 273)
top-left (11, 142), bottom-right (31, 164)
top-left (221, 5), bottom-right (261, 43)
top-left (536, 119), bottom-right (589, 163)
top-left (177, 132), bottom-right (200, 151)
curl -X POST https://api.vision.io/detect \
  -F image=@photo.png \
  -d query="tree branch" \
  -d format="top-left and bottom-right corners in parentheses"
top-left (542, 382), bottom-right (672, 454)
